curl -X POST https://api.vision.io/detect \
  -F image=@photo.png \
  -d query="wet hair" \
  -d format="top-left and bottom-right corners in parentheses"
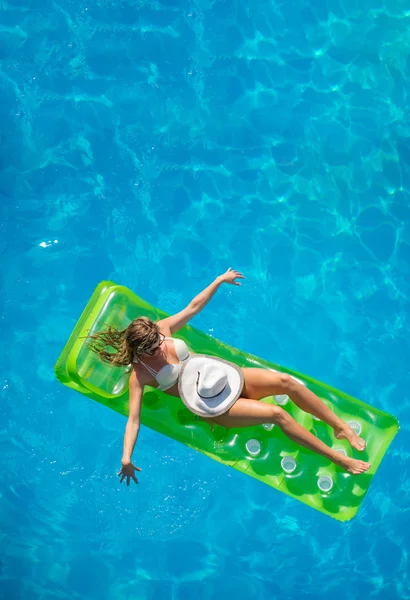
top-left (86, 317), bottom-right (162, 366)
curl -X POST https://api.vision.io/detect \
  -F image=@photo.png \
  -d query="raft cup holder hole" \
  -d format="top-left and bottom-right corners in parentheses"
top-left (348, 420), bottom-right (362, 435)
top-left (246, 439), bottom-right (261, 456)
top-left (275, 394), bottom-right (289, 406)
top-left (335, 448), bottom-right (347, 456)
top-left (318, 475), bottom-right (334, 493)
top-left (262, 423), bottom-right (275, 431)
top-left (281, 456), bottom-right (297, 474)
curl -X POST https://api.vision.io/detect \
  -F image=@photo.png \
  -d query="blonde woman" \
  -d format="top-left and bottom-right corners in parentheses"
top-left (88, 269), bottom-right (370, 486)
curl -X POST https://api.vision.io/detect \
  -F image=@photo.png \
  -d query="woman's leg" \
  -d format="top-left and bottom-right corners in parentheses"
top-left (210, 398), bottom-right (370, 475)
top-left (242, 368), bottom-right (366, 451)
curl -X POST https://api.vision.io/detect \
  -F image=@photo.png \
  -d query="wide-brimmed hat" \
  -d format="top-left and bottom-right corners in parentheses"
top-left (178, 354), bottom-right (244, 418)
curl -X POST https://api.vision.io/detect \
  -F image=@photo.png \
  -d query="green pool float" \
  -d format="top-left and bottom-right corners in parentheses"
top-left (55, 281), bottom-right (399, 521)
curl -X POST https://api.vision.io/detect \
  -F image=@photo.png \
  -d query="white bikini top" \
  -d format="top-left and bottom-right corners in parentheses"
top-left (133, 337), bottom-right (190, 391)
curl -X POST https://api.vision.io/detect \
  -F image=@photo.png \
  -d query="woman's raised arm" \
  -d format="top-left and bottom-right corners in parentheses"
top-left (158, 268), bottom-right (244, 335)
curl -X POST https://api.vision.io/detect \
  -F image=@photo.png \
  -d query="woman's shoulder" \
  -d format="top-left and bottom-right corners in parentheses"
top-left (129, 364), bottom-right (149, 387)
top-left (157, 322), bottom-right (172, 337)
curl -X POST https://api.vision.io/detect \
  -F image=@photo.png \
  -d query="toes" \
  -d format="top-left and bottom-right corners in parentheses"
top-left (353, 436), bottom-right (366, 452)
top-left (359, 461), bottom-right (370, 472)
top-left (348, 459), bottom-right (371, 474)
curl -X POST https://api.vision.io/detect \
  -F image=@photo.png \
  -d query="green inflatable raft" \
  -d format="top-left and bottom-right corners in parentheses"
top-left (55, 281), bottom-right (399, 521)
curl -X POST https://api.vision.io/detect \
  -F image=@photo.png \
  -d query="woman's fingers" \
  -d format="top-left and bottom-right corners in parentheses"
top-left (226, 270), bottom-right (245, 285)
top-left (229, 269), bottom-right (244, 277)
top-left (222, 267), bottom-right (245, 283)
top-left (118, 464), bottom-right (142, 484)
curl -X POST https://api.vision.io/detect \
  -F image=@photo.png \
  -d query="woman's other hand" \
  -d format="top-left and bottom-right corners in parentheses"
top-left (118, 461), bottom-right (142, 486)
top-left (218, 267), bottom-right (244, 286)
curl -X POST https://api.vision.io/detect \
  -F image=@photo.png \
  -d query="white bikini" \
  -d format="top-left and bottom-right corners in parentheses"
top-left (133, 337), bottom-right (190, 391)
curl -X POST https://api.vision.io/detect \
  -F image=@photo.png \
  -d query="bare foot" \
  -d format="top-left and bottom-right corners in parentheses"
top-left (334, 425), bottom-right (366, 451)
top-left (336, 455), bottom-right (371, 475)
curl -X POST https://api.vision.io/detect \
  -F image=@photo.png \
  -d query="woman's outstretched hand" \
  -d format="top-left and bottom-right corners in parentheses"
top-left (219, 267), bottom-right (244, 286)
top-left (118, 461), bottom-right (142, 486)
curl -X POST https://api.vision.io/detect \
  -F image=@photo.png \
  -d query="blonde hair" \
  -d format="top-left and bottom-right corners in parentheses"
top-left (86, 317), bottom-right (161, 366)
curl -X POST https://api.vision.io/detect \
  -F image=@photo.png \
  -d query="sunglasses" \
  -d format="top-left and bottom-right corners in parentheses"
top-left (143, 333), bottom-right (165, 356)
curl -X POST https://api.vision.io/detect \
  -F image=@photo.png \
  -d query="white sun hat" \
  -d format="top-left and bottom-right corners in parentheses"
top-left (178, 354), bottom-right (244, 418)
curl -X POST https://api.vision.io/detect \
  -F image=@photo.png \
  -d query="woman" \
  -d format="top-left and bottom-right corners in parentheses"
top-left (88, 268), bottom-right (370, 486)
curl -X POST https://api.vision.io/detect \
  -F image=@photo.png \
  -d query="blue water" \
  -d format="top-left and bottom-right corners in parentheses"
top-left (1, 0), bottom-right (410, 597)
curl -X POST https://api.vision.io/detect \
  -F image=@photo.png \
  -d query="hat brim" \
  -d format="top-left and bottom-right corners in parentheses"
top-left (178, 354), bottom-right (244, 418)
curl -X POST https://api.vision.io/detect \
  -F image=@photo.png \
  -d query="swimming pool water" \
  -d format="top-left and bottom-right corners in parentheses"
top-left (1, 0), bottom-right (409, 598)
